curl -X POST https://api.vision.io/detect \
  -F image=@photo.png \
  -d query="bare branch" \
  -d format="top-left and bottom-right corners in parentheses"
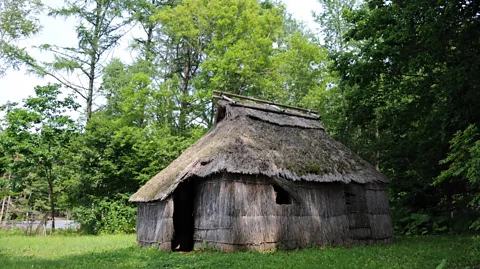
top-left (42, 70), bottom-right (88, 100)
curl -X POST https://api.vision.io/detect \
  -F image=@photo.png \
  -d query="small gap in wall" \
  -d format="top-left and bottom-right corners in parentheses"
top-left (273, 185), bottom-right (291, 205)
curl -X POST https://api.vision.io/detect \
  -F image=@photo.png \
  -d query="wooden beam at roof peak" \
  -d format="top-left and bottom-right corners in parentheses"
top-left (212, 90), bottom-right (319, 116)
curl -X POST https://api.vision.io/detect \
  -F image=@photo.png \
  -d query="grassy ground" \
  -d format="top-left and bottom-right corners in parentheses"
top-left (0, 231), bottom-right (479, 268)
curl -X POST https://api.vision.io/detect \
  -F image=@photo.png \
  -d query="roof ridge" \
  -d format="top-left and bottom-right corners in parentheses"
top-left (226, 101), bottom-right (321, 121)
top-left (212, 90), bottom-right (321, 119)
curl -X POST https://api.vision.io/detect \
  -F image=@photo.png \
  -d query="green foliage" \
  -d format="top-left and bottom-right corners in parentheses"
top-left (309, 0), bottom-right (362, 139)
top-left (62, 58), bottom-right (205, 233)
top-left (325, 0), bottom-right (480, 234)
top-left (436, 124), bottom-right (480, 230)
top-left (49, 3), bottom-right (329, 232)
top-left (314, 0), bottom-right (360, 53)
top-left (152, 0), bottom-right (329, 128)
top-left (30, 0), bottom-right (134, 119)
top-left (0, 234), bottom-right (479, 268)
top-left (472, 236), bottom-right (480, 257)
top-left (0, 84), bottom-right (80, 229)
top-left (72, 196), bottom-right (136, 235)
top-left (394, 212), bottom-right (448, 236)
top-left (436, 125), bottom-right (480, 186)
top-left (0, 0), bottom-right (42, 76)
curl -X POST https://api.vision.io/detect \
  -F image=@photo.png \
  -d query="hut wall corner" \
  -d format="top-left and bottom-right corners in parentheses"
top-left (344, 182), bottom-right (394, 244)
top-left (136, 197), bottom-right (174, 251)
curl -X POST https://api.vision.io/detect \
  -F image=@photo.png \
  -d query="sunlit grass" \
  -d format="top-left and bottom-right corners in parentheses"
top-left (0, 231), bottom-right (478, 268)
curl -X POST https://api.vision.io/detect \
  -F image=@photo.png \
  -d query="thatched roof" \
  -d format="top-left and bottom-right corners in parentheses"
top-left (130, 100), bottom-right (388, 202)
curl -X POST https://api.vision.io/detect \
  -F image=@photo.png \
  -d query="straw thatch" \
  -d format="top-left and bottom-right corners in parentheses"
top-left (130, 100), bottom-right (388, 202)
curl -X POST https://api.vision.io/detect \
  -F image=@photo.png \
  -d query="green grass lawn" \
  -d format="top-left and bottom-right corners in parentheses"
top-left (0, 231), bottom-right (478, 269)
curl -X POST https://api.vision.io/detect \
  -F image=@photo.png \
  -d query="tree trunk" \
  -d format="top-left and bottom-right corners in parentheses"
top-left (47, 168), bottom-right (55, 232)
top-left (179, 49), bottom-right (192, 134)
top-left (1, 173), bottom-right (11, 225)
top-left (2, 196), bottom-right (11, 228)
top-left (86, 1), bottom-right (102, 121)
top-left (0, 196), bottom-right (5, 224)
top-left (179, 83), bottom-right (189, 134)
top-left (375, 121), bottom-right (380, 171)
top-left (87, 73), bottom-right (94, 121)
top-left (48, 182), bottom-right (55, 231)
top-left (87, 43), bottom-right (97, 120)
top-left (145, 16), bottom-right (154, 63)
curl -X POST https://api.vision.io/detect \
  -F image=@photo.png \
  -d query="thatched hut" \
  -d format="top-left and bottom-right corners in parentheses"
top-left (130, 96), bottom-right (394, 252)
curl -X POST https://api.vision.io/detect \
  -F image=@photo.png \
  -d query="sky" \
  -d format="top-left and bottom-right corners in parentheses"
top-left (0, 0), bottom-right (322, 106)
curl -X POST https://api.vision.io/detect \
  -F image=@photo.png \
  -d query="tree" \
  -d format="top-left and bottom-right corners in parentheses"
top-left (31, 0), bottom-right (132, 120)
top-left (62, 58), bottom-right (201, 233)
top-left (314, 0), bottom-right (360, 53)
top-left (0, 84), bottom-right (79, 231)
top-left (435, 124), bottom-right (480, 230)
top-left (0, 0), bottom-right (42, 77)
top-left (333, 0), bottom-right (480, 232)
top-left (128, 0), bottom-right (178, 63)
top-left (154, 0), bottom-right (329, 128)
top-left (311, 0), bottom-right (366, 143)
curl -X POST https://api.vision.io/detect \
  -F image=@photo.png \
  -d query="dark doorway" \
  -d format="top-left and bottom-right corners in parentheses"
top-left (172, 181), bottom-right (195, 251)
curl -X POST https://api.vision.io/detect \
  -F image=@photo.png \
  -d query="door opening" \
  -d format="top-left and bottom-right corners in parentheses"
top-left (172, 181), bottom-right (195, 251)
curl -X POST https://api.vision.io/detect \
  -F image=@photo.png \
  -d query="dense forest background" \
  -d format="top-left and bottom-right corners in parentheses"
top-left (0, 0), bottom-right (478, 235)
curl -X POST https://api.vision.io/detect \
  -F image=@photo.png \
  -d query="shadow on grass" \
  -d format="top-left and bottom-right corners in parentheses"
top-left (1, 236), bottom-right (479, 269)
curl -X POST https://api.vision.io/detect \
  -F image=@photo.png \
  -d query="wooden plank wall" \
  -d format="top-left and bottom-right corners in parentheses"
top-left (134, 174), bottom-right (394, 252)
top-left (193, 173), bottom-right (351, 251)
top-left (344, 183), bottom-right (372, 241)
top-left (364, 183), bottom-right (394, 243)
top-left (345, 182), bottom-right (394, 245)
top-left (136, 197), bottom-right (174, 251)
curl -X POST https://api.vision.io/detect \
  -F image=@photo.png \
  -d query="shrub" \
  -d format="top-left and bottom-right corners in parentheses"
top-left (72, 197), bottom-right (136, 234)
